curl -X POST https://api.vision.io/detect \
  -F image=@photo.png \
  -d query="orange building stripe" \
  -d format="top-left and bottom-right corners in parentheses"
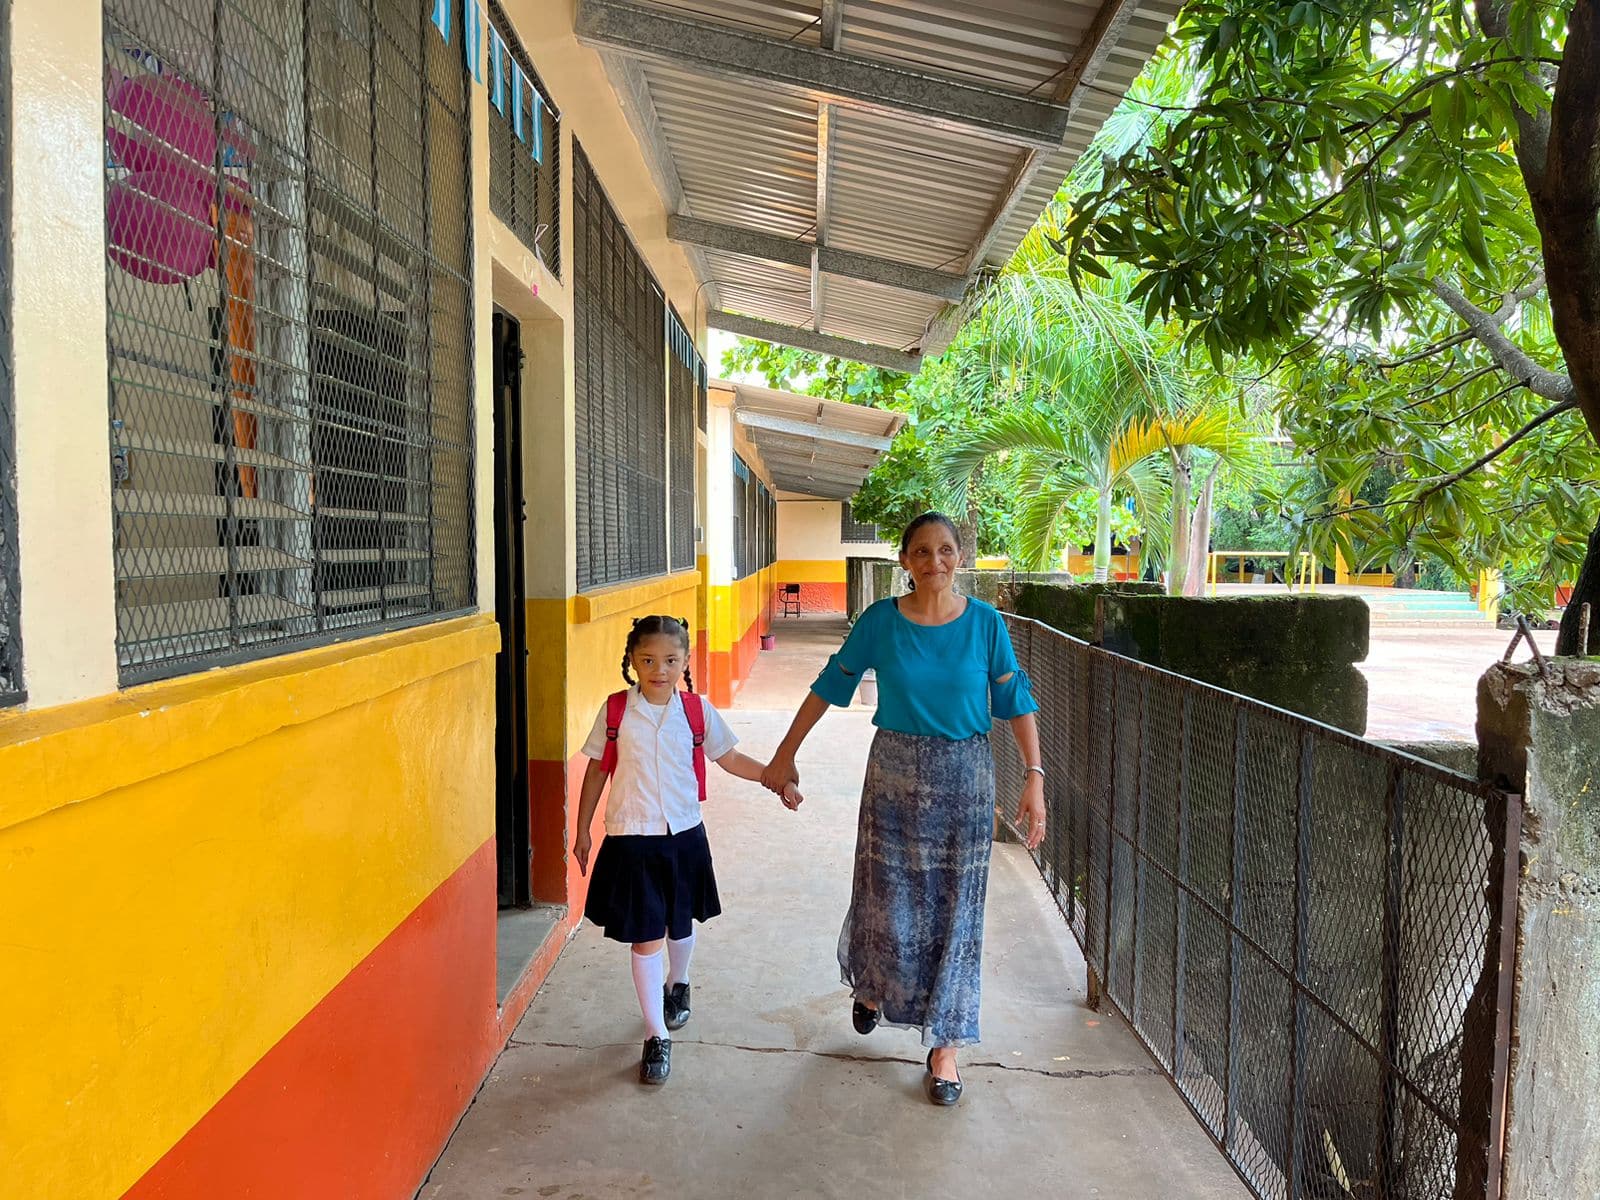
top-left (122, 838), bottom-right (500, 1200)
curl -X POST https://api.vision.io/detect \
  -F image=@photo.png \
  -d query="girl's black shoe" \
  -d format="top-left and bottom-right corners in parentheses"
top-left (663, 982), bottom-right (692, 1031)
top-left (851, 1000), bottom-right (881, 1035)
top-left (925, 1049), bottom-right (962, 1106)
top-left (640, 1036), bottom-right (671, 1085)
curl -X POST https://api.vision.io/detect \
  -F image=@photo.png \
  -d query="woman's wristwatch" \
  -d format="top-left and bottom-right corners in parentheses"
top-left (1024, 765), bottom-right (1046, 781)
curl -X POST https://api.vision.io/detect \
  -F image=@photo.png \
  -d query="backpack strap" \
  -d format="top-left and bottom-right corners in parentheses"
top-left (680, 692), bottom-right (708, 803)
top-left (598, 689), bottom-right (630, 777)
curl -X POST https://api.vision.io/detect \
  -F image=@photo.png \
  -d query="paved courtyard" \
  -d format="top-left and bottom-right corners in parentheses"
top-left (1361, 625), bottom-right (1557, 743)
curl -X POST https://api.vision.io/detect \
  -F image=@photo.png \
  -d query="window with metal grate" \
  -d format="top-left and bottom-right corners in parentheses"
top-left (486, 1), bottom-right (558, 274)
top-left (572, 144), bottom-right (668, 591)
top-left (841, 501), bottom-right (879, 544)
top-left (0, 0), bottom-right (18, 708)
top-left (102, 0), bottom-right (476, 684)
top-left (666, 306), bottom-right (699, 573)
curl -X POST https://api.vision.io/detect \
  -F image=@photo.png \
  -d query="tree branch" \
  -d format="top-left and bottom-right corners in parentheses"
top-left (1474, 0), bottom-right (1554, 179)
top-left (1426, 279), bottom-right (1576, 404)
top-left (1311, 398), bottom-right (1578, 519)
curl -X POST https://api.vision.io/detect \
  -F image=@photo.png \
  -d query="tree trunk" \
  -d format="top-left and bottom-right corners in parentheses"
top-left (1094, 487), bottom-right (1113, 582)
top-left (957, 467), bottom-right (982, 567)
top-left (1182, 469), bottom-right (1216, 597)
top-left (1169, 446), bottom-right (1193, 596)
top-left (1556, 511), bottom-right (1600, 655)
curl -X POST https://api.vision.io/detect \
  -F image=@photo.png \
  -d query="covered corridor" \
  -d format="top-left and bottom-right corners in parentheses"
top-left (423, 618), bottom-right (1247, 1199)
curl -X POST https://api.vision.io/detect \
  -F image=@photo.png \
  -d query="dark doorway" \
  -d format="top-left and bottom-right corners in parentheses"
top-left (492, 310), bottom-right (531, 908)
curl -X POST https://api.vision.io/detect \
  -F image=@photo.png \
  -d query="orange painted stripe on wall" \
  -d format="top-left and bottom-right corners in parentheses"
top-left (123, 839), bottom-right (499, 1200)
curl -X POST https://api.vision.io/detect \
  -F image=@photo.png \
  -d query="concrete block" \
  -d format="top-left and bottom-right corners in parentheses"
top-left (1477, 659), bottom-right (1600, 1200)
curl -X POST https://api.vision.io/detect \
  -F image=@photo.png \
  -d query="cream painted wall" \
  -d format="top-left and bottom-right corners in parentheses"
top-left (11, 0), bottom-right (119, 708)
top-left (778, 500), bottom-right (895, 564)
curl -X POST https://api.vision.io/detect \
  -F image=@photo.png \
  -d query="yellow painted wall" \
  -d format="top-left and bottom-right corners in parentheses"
top-left (0, 618), bottom-right (498, 1200)
top-left (776, 559), bottom-right (847, 585)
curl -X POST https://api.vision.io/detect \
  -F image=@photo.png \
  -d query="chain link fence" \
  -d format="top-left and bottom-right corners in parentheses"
top-left (994, 614), bottom-right (1519, 1200)
top-left (102, 0), bottom-right (476, 683)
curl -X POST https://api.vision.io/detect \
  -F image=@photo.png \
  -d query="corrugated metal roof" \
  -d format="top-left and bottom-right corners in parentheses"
top-left (574, 0), bottom-right (1181, 368)
top-left (720, 378), bottom-right (907, 499)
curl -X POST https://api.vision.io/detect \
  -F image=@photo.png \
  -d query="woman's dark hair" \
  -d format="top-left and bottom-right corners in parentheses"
top-left (898, 512), bottom-right (962, 591)
top-left (899, 511), bottom-right (961, 554)
top-left (621, 615), bottom-right (695, 693)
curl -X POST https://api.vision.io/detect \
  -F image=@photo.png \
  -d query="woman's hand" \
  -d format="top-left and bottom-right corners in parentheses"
top-left (574, 829), bottom-right (593, 877)
top-left (1016, 775), bottom-right (1047, 851)
top-left (761, 752), bottom-right (799, 797)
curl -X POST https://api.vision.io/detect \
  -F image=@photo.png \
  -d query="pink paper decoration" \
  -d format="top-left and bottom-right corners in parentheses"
top-left (107, 169), bottom-right (212, 285)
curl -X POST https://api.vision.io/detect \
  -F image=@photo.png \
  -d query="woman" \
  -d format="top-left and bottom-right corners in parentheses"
top-left (761, 512), bottom-right (1046, 1106)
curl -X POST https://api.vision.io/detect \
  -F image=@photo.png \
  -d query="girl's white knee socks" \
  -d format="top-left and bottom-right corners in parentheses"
top-left (631, 947), bottom-right (668, 1039)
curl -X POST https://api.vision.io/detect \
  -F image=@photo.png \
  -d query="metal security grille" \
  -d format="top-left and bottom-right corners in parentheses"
top-left (0, 0), bottom-right (18, 708)
top-left (994, 615), bottom-right (1519, 1200)
top-left (103, 0), bottom-right (476, 683)
top-left (732, 454), bottom-right (773, 580)
top-left (486, 1), bottom-right (558, 273)
top-left (572, 143), bottom-right (667, 591)
top-left (666, 307), bottom-right (698, 573)
top-left (731, 453), bottom-right (748, 581)
top-left (841, 501), bottom-right (878, 544)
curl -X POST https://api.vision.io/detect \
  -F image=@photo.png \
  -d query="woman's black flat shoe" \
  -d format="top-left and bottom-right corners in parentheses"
top-left (925, 1049), bottom-right (963, 1106)
top-left (852, 1000), bottom-right (881, 1035)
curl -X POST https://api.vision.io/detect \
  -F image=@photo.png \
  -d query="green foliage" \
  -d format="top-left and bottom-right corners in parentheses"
top-left (1065, 0), bottom-right (1598, 616)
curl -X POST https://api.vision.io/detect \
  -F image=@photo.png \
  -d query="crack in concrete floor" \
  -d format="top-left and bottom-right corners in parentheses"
top-left (505, 1037), bottom-right (1158, 1082)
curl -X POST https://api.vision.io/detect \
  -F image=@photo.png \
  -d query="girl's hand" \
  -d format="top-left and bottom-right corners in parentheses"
top-left (574, 829), bottom-right (593, 876)
top-left (1016, 776), bottom-right (1047, 851)
top-left (761, 753), bottom-right (798, 797)
top-left (780, 782), bottom-right (804, 811)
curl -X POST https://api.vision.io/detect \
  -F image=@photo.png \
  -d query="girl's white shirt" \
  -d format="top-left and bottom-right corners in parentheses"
top-left (581, 687), bottom-right (738, 836)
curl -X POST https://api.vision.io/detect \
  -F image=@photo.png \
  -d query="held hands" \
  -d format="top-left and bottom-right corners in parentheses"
top-left (779, 781), bottom-right (804, 811)
top-left (762, 754), bottom-right (803, 812)
top-left (1017, 774), bottom-right (1047, 851)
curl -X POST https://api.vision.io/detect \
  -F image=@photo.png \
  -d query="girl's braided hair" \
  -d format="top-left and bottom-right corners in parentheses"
top-left (621, 615), bottom-right (695, 693)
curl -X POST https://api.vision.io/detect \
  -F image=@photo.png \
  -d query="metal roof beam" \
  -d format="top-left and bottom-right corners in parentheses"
top-left (671, 215), bottom-right (969, 303)
top-left (758, 457), bottom-right (864, 483)
top-left (575, 0), bottom-right (1075, 149)
top-left (736, 410), bottom-right (897, 453)
top-left (709, 310), bottom-right (922, 373)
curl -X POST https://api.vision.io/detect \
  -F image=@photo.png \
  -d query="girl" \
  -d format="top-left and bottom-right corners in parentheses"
top-left (575, 615), bottom-right (801, 1086)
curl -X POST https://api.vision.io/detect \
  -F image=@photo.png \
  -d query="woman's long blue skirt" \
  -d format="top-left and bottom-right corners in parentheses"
top-left (838, 728), bottom-right (995, 1048)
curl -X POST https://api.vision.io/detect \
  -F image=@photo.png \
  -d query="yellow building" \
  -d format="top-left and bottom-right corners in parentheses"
top-left (0, 1), bottom-right (1176, 1195)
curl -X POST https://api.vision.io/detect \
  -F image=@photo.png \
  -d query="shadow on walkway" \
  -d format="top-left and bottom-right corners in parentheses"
top-left (423, 615), bottom-right (1247, 1199)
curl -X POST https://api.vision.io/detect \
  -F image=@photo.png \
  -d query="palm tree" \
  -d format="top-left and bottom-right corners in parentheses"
top-left (940, 216), bottom-right (1266, 583)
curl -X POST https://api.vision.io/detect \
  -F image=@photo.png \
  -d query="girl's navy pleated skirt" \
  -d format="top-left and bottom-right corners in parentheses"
top-left (584, 822), bottom-right (722, 943)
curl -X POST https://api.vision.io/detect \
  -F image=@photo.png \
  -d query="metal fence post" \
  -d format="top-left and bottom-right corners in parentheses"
top-left (1377, 765), bottom-right (1406, 1198)
top-left (1224, 706), bottom-right (1248, 1154)
top-left (1173, 690), bottom-right (1193, 1085)
top-left (1288, 730), bottom-right (1315, 1200)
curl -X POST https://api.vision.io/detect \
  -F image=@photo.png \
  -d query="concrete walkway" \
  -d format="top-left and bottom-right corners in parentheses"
top-left (423, 617), bottom-right (1246, 1200)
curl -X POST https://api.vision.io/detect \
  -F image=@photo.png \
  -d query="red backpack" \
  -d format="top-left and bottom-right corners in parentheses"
top-left (599, 689), bottom-right (709, 803)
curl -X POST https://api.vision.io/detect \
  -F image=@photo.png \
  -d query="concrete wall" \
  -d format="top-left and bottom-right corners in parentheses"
top-left (1478, 658), bottom-right (1600, 1200)
top-left (776, 499), bottom-right (894, 613)
top-left (1011, 583), bottom-right (1371, 733)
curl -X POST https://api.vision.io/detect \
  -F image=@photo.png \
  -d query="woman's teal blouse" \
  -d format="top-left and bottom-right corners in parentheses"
top-left (811, 597), bottom-right (1039, 738)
